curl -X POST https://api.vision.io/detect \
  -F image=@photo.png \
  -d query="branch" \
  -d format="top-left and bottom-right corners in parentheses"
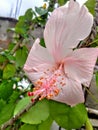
top-left (0, 97), bottom-right (39, 130)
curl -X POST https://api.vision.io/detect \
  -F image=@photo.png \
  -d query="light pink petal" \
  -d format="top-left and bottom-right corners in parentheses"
top-left (53, 78), bottom-right (84, 106)
top-left (64, 48), bottom-right (98, 87)
top-left (23, 38), bottom-right (54, 72)
top-left (44, 0), bottom-right (93, 62)
top-left (24, 63), bottom-right (55, 84)
top-left (23, 38), bottom-right (55, 83)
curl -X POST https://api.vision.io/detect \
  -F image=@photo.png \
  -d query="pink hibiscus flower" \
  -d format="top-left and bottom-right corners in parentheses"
top-left (23, 0), bottom-right (98, 106)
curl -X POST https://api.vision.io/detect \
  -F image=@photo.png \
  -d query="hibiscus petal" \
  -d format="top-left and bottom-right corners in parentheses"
top-left (64, 48), bottom-right (98, 87)
top-left (44, 0), bottom-right (93, 62)
top-left (23, 38), bottom-right (55, 83)
top-left (53, 78), bottom-right (84, 106)
top-left (23, 38), bottom-right (54, 72)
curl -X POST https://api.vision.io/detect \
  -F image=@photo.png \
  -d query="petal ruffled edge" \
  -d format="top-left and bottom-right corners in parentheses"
top-left (64, 48), bottom-right (98, 87)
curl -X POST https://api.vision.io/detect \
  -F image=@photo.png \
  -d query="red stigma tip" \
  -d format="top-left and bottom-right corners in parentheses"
top-left (27, 92), bottom-right (34, 96)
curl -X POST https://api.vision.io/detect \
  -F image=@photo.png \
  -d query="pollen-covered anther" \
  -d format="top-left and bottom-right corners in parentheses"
top-left (47, 93), bottom-right (53, 99)
top-left (53, 89), bottom-right (60, 95)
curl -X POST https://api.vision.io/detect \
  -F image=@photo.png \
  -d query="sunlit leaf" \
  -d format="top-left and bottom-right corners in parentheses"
top-left (14, 97), bottom-right (30, 115)
top-left (38, 116), bottom-right (53, 130)
top-left (14, 98), bottom-right (49, 124)
top-left (49, 100), bottom-right (87, 129)
top-left (19, 124), bottom-right (37, 130)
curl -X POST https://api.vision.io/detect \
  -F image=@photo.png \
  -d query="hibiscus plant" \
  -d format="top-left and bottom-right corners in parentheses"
top-left (0, 0), bottom-right (98, 130)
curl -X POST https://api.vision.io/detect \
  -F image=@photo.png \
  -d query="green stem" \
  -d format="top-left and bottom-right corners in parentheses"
top-left (85, 118), bottom-right (93, 130)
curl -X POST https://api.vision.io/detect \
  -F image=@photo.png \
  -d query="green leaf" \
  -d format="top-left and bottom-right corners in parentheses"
top-left (0, 55), bottom-right (7, 63)
top-left (58, 0), bottom-right (68, 5)
top-left (14, 97), bottom-right (30, 115)
top-left (15, 46), bottom-right (28, 67)
top-left (14, 98), bottom-right (49, 124)
top-left (8, 43), bottom-right (15, 51)
top-left (0, 103), bottom-right (15, 125)
top-left (0, 81), bottom-right (14, 101)
top-left (9, 91), bottom-right (20, 103)
top-left (96, 71), bottom-right (98, 87)
top-left (35, 7), bottom-right (48, 16)
top-left (38, 116), bottom-right (53, 130)
top-left (49, 100), bottom-right (87, 129)
top-left (3, 64), bottom-right (16, 79)
top-left (40, 38), bottom-right (46, 47)
top-left (25, 8), bottom-right (33, 21)
top-left (85, 0), bottom-right (95, 15)
top-left (0, 99), bottom-right (6, 112)
top-left (19, 124), bottom-right (37, 130)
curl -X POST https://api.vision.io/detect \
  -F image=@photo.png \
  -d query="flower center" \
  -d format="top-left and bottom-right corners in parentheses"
top-left (28, 64), bottom-right (66, 101)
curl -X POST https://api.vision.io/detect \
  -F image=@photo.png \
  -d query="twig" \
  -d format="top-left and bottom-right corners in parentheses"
top-left (0, 97), bottom-right (39, 130)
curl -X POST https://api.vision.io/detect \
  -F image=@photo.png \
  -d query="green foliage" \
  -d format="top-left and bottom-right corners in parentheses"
top-left (58, 0), bottom-right (68, 5)
top-left (40, 38), bottom-right (46, 47)
top-left (25, 8), bottom-right (33, 21)
top-left (0, 1), bottom-right (96, 129)
top-left (85, 0), bottom-right (95, 15)
top-left (9, 91), bottom-right (20, 103)
top-left (0, 103), bottom-right (15, 125)
top-left (19, 124), bottom-right (37, 130)
top-left (14, 97), bottom-right (30, 115)
top-left (3, 50), bottom-right (15, 61)
top-left (0, 55), bottom-right (7, 63)
top-left (0, 99), bottom-right (6, 112)
top-left (35, 7), bottom-right (48, 16)
top-left (38, 116), bottom-right (53, 130)
top-left (49, 100), bottom-right (87, 129)
top-left (96, 71), bottom-right (98, 87)
top-left (15, 46), bottom-right (28, 67)
top-left (15, 8), bottom-right (33, 36)
top-left (0, 81), bottom-right (14, 101)
top-left (14, 98), bottom-right (49, 124)
top-left (3, 64), bottom-right (16, 79)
